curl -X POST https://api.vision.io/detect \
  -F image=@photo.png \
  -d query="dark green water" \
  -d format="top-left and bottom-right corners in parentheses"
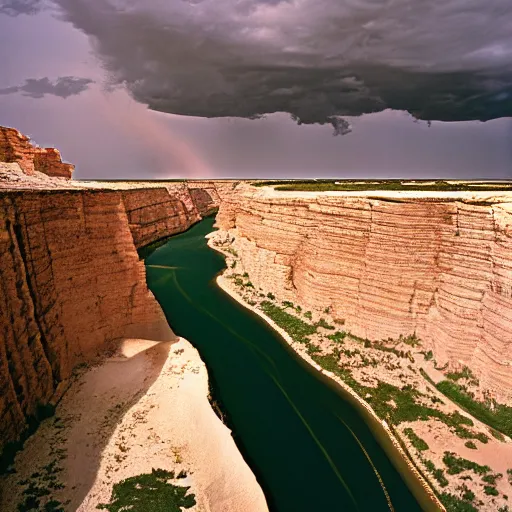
top-left (145, 217), bottom-right (423, 512)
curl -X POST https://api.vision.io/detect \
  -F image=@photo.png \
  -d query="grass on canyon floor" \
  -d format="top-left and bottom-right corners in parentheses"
top-left (97, 468), bottom-right (195, 512)
top-left (260, 300), bottom-right (317, 344)
top-left (257, 299), bottom-right (492, 445)
top-left (252, 179), bottom-right (512, 192)
top-left (435, 380), bottom-right (512, 439)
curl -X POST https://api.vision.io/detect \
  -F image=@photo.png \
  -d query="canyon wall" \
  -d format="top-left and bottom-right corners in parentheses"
top-left (0, 127), bottom-right (74, 179)
top-left (217, 185), bottom-right (512, 402)
top-left (0, 189), bottom-right (175, 454)
top-left (0, 172), bottom-right (232, 460)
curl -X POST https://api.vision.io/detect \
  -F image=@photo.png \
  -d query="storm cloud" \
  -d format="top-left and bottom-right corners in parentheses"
top-left (0, 0), bottom-right (43, 17)
top-left (36, 0), bottom-right (512, 123)
top-left (0, 76), bottom-right (94, 98)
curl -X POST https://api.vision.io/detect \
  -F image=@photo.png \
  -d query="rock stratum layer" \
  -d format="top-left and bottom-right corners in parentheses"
top-left (216, 184), bottom-right (512, 402)
top-left (0, 189), bottom-right (171, 454)
top-left (0, 148), bottom-right (230, 456)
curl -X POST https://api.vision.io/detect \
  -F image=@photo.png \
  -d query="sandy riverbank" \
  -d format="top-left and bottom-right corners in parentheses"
top-left (0, 334), bottom-right (268, 512)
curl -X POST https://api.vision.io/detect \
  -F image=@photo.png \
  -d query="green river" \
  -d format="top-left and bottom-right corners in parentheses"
top-left (145, 217), bottom-right (423, 512)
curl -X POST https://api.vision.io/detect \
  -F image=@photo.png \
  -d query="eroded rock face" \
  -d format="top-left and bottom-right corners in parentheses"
top-left (0, 190), bottom-right (171, 454)
top-left (122, 188), bottom-right (199, 248)
top-left (0, 127), bottom-right (74, 179)
top-left (217, 185), bottom-right (512, 402)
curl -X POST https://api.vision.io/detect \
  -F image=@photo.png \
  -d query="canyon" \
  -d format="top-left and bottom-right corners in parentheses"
top-left (1, 126), bottom-right (512, 511)
top-left (216, 183), bottom-right (512, 403)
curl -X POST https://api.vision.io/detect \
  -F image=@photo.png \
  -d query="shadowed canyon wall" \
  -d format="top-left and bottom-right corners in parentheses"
top-left (216, 184), bottom-right (512, 402)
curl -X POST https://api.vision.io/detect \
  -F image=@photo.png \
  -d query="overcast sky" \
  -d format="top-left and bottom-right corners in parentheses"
top-left (0, 0), bottom-right (511, 179)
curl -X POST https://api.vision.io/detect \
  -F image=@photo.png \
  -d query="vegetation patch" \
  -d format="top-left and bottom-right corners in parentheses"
top-left (315, 318), bottom-right (335, 330)
top-left (446, 367), bottom-right (479, 387)
top-left (482, 473), bottom-right (502, 485)
top-left (97, 468), bottom-right (196, 512)
top-left (252, 179), bottom-right (512, 192)
top-left (326, 331), bottom-right (346, 343)
top-left (403, 428), bottom-right (429, 451)
top-left (260, 301), bottom-right (317, 343)
top-left (436, 380), bottom-right (512, 438)
top-left (484, 486), bottom-right (499, 496)
top-left (439, 492), bottom-right (478, 512)
top-left (464, 441), bottom-right (477, 450)
top-left (423, 459), bottom-right (449, 487)
top-left (442, 452), bottom-right (490, 476)
top-left (309, 353), bottom-right (481, 438)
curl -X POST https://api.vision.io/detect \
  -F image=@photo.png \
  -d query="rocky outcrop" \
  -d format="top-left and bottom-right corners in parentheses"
top-left (216, 185), bottom-right (512, 402)
top-left (0, 127), bottom-right (74, 179)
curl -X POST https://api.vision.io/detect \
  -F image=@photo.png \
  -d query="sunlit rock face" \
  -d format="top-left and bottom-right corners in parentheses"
top-left (52, 0), bottom-right (512, 123)
top-left (0, 190), bottom-right (170, 452)
top-left (0, 127), bottom-right (74, 179)
top-left (217, 184), bottom-right (512, 402)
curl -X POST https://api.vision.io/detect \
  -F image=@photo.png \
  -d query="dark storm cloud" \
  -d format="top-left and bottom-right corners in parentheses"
top-left (0, 0), bottom-right (42, 16)
top-left (0, 76), bottom-right (94, 98)
top-left (45, 0), bottom-right (512, 123)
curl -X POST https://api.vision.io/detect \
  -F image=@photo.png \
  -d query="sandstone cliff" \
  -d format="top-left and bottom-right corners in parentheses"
top-left (216, 184), bottom-right (512, 402)
top-left (0, 127), bottom-right (74, 179)
top-left (0, 189), bottom-right (176, 455)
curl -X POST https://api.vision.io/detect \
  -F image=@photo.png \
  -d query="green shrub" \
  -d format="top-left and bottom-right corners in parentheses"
top-left (315, 318), bottom-right (334, 330)
top-left (304, 311), bottom-right (312, 320)
top-left (462, 487), bottom-right (475, 502)
top-left (439, 492), bottom-right (478, 512)
top-left (464, 441), bottom-right (477, 450)
top-left (446, 367), bottom-right (479, 386)
top-left (266, 292), bottom-right (275, 300)
top-left (403, 428), bottom-right (429, 451)
top-left (482, 473), bottom-right (502, 485)
top-left (423, 350), bottom-right (434, 361)
top-left (400, 333), bottom-right (420, 347)
top-left (484, 486), bottom-right (499, 496)
top-left (326, 331), bottom-right (346, 343)
top-left (491, 429), bottom-right (506, 442)
top-left (442, 452), bottom-right (490, 476)
top-left (97, 468), bottom-right (196, 511)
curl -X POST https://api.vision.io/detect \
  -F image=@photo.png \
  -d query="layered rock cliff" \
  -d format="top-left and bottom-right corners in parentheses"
top-left (216, 184), bottom-right (512, 402)
top-left (0, 189), bottom-right (173, 454)
top-left (0, 127), bottom-right (74, 179)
